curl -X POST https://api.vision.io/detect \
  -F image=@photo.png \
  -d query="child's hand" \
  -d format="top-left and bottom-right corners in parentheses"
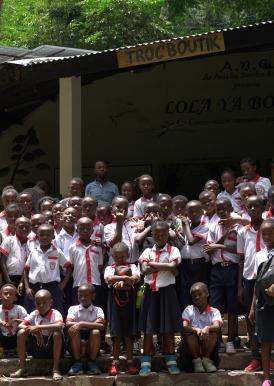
top-left (265, 284), bottom-right (274, 297)
top-left (95, 238), bottom-right (102, 246)
top-left (114, 209), bottom-right (126, 223)
top-left (27, 325), bottom-right (40, 334)
top-left (180, 216), bottom-right (189, 226)
top-left (0, 320), bottom-right (9, 327)
top-left (17, 282), bottom-right (24, 296)
top-left (248, 309), bottom-right (256, 325)
top-left (26, 288), bottom-right (34, 299)
top-left (202, 243), bottom-right (218, 253)
top-left (218, 218), bottom-right (237, 229)
top-left (200, 326), bottom-right (210, 340)
top-left (68, 323), bottom-right (81, 336)
top-left (35, 331), bottom-right (45, 347)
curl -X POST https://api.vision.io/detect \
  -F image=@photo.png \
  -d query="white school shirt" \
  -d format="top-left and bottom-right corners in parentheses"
top-left (68, 240), bottom-right (103, 287)
top-left (91, 217), bottom-right (104, 242)
top-left (254, 249), bottom-right (268, 276)
top-left (133, 196), bottom-right (154, 218)
top-left (207, 222), bottom-right (239, 264)
top-left (54, 228), bottom-right (78, 258)
top-left (0, 304), bottom-right (27, 336)
top-left (25, 244), bottom-right (71, 284)
top-left (182, 304), bottom-right (223, 329)
top-left (237, 224), bottom-right (265, 280)
top-left (67, 304), bottom-right (105, 323)
top-left (139, 243), bottom-right (181, 291)
top-left (127, 200), bottom-right (135, 219)
top-left (239, 208), bottom-right (251, 222)
top-left (104, 263), bottom-right (140, 286)
top-left (0, 210), bottom-right (7, 231)
top-left (0, 227), bottom-right (13, 241)
top-left (181, 219), bottom-right (209, 260)
top-left (22, 308), bottom-right (63, 336)
top-left (0, 235), bottom-right (30, 275)
top-left (217, 189), bottom-right (242, 213)
top-left (104, 220), bottom-right (138, 264)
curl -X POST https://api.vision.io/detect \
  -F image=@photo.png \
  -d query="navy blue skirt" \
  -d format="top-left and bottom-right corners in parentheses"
top-left (108, 287), bottom-right (138, 338)
top-left (139, 284), bottom-right (182, 334)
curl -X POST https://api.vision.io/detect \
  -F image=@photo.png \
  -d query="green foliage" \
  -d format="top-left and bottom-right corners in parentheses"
top-left (0, 0), bottom-right (273, 50)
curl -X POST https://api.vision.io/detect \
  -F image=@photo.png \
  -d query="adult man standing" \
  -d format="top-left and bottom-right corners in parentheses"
top-left (85, 160), bottom-right (119, 204)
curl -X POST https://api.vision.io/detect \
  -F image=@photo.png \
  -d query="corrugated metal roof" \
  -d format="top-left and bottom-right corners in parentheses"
top-left (3, 20), bottom-right (273, 67)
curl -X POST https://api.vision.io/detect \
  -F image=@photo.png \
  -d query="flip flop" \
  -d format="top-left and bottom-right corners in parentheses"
top-left (52, 370), bottom-right (63, 381)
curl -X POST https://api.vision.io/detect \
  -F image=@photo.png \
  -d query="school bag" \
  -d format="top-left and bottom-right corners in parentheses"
top-left (255, 254), bottom-right (274, 307)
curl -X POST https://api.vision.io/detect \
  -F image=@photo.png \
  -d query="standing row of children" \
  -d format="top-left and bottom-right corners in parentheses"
top-left (0, 157), bottom-right (273, 386)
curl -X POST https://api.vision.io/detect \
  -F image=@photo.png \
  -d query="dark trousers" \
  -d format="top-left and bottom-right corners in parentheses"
top-left (178, 259), bottom-right (210, 311)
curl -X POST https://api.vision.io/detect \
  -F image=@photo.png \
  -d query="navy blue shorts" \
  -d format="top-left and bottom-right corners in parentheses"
top-left (210, 263), bottom-right (238, 314)
top-left (27, 333), bottom-right (64, 358)
top-left (0, 332), bottom-right (17, 350)
top-left (243, 278), bottom-right (256, 316)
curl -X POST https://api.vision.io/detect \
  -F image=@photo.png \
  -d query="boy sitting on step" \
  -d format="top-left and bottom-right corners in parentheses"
top-left (180, 282), bottom-right (222, 373)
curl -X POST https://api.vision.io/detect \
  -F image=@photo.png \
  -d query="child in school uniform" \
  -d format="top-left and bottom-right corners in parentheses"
top-left (204, 180), bottom-right (220, 197)
top-left (0, 284), bottom-right (27, 357)
top-left (217, 169), bottom-right (242, 213)
top-left (52, 203), bottom-right (65, 235)
top-left (104, 196), bottom-right (139, 264)
top-left (24, 224), bottom-right (72, 316)
top-left (249, 219), bottom-right (274, 386)
top-left (180, 282), bottom-right (222, 373)
top-left (121, 181), bottom-right (135, 219)
top-left (59, 177), bottom-right (84, 208)
top-left (97, 203), bottom-right (113, 226)
top-left (237, 195), bottom-right (266, 372)
top-left (27, 213), bottom-right (46, 252)
top-left (16, 192), bottom-right (33, 219)
top-left (172, 195), bottom-right (188, 217)
top-left (68, 217), bottom-right (103, 305)
top-left (133, 175), bottom-right (155, 219)
top-left (139, 220), bottom-right (181, 376)
top-left (81, 196), bottom-right (103, 245)
top-left (199, 191), bottom-right (219, 225)
top-left (66, 284), bottom-right (105, 376)
top-left (238, 157), bottom-right (271, 199)
top-left (0, 204), bottom-right (21, 240)
top-left (238, 182), bottom-right (257, 221)
top-left (0, 217), bottom-right (31, 301)
top-left (203, 198), bottom-right (239, 354)
top-left (38, 196), bottom-right (56, 213)
top-left (10, 289), bottom-right (64, 381)
top-left (179, 200), bottom-right (210, 311)
top-left (263, 186), bottom-right (274, 219)
top-left (0, 189), bottom-right (18, 231)
top-left (104, 242), bottom-right (140, 375)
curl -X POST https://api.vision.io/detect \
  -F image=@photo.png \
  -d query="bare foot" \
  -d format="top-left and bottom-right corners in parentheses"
top-left (52, 369), bottom-right (63, 381)
top-left (10, 368), bottom-right (28, 378)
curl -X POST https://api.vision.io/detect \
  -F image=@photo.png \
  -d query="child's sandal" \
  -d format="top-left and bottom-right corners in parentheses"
top-left (139, 355), bottom-right (151, 376)
top-left (165, 354), bottom-right (180, 375)
top-left (52, 370), bottom-right (63, 381)
top-left (10, 368), bottom-right (28, 378)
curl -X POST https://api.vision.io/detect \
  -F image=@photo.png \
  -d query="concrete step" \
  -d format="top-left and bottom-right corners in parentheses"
top-left (0, 372), bottom-right (273, 386)
top-left (0, 352), bottom-right (255, 377)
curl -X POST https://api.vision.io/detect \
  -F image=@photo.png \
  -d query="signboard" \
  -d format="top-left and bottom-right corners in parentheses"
top-left (116, 32), bottom-right (225, 68)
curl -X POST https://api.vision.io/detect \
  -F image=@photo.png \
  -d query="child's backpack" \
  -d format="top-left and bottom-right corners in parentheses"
top-left (255, 254), bottom-right (274, 307)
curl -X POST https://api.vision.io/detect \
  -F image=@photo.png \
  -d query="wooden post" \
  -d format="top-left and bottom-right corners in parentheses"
top-left (59, 76), bottom-right (82, 197)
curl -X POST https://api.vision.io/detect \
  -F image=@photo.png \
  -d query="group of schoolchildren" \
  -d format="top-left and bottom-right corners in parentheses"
top-left (0, 157), bottom-right (273, 386)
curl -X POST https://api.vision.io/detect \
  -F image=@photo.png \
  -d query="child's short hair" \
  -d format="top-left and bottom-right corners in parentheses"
top-left (221, 168), bottom-right (235, 178)
top-left (198, 190), bottom-right (216, 200)
top-left (151, 220), bottom-right (169, 233)
top-left (240, 156), bottom-right (256, 167)
top-left (216, 198), bottom-right (233, 210)
top-left (190, 282), bottom-right (208, 295)
top-left (70, 177), bottom-right (84, 185)
top-left (112, 242), bottom-right (129, 253)
top-left (112, 195), bottom-right (128, 205)
top-left (78, 283), bottom-right (95, 294)
top-left (156, 193), bottom-right (172, 203)
top-left (247, 195), bottom-right (265, 207)
top-left (172, 195), bottom-right (188, 204)
top-left (0, 283), bottom-right (18, 295)
top-left (37, 223), bottom-right (54, 233)
top-left (2, 188), bottom-right (18, 199)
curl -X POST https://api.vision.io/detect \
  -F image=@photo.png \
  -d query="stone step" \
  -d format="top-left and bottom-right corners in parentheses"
top-left (0, 372), bottom-right (273, 386)
top-left (0, 352), bottom-right (255, 377)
